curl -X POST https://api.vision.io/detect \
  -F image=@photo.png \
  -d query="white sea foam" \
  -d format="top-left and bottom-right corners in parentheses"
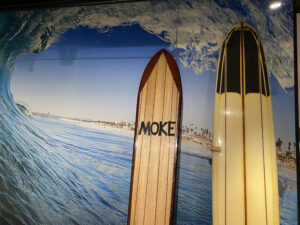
top-left (7, 0), bottom-right (293, 93)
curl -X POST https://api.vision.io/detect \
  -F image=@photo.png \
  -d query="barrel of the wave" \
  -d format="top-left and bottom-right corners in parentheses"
top-left (128, 49), bottom-right (182, 225)
top-left (211, 23), bottom-right (279, 225)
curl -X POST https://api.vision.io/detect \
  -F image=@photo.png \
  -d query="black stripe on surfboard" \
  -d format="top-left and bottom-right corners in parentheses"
top-left (218, 25), bottom-right (270, 97)
top-left (259, 44), bottom-right (270, 96)
top-left (224, 30), bottom-right (241, 94)
top-left (244, 30), bottom-right (259, 95)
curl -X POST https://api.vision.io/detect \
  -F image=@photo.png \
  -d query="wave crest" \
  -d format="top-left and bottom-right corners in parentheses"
top-left (0, 0), bottom-right (293, 92)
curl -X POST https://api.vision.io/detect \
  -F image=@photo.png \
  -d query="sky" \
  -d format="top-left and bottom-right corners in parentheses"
top-left (11, 25), bottom-right (167, 122)
top-left (10, 24), bottom-right (295, 149)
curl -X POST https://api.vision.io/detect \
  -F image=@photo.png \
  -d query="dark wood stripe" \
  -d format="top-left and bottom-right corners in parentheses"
top-left (132, 51), bottom-right (162, 225)
top-left (258, 42), bottom-right (269, 225)
top-left (129, 50), bottom-right (161, 225)
top-left (128, 80), bottom-right (147, 225)
top-left (132, 82), bottom-right (148, 225)
top-left (260, 52), bottom-right (268, 99)
top-left (142, 62), bottom-right (159, 225)
top-left (259, 45), bottom-right (270, 96)
top-left (292, 9), bottom-right (300, 225)
top-left (154, 56), bottom-right (167, 224)
top-left (164, 50), bottom-right (182, 93)
top-left (224, 38), bottom-right (228, 225)
top-left (217, 43), bottom-right (225, 93)
top-left (165, 51), bottom-right (182, 225)
top-left (164, 81), bottom-right (174, 225)
top-left (169, 89), bottom-right (180, 225)
top-left (139, 51), bottom-right (164, 93)
top-left (218, 53), bottom-right (224, 95)
top-left (170, 56), bottom-right (183, 225)
top-left (241, 25), bottom-right (248, 225)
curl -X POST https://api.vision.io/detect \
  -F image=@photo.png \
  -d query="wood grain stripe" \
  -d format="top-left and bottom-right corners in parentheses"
top-left (258, 41), bottom-right (269, 225)
top-left (163, 76), bottom-right (174, 225)
top-left (144, 55), bottom-right (167, 225)
top-left (134, 62), bottom-right (158, 225)
top-left (154, 57), bottom-right (168, 224)
top-left (143, 60), bottom-right (159, 225)
top-left (241, 26), bottom-right (248, 225)
top-left (169, 90), bottom-right (180, 225)
top-left (224, 37), bottom-right (228, 225)
top-left (130, 82), bottom-right (148, 225)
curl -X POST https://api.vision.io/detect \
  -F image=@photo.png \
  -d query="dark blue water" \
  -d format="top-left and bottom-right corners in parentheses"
top-left (0, 113), bottom-right (295, 224)
top-left (28, 115), bottom-right (213, 225)
top-left (278, 167), bottom-right (298, 225)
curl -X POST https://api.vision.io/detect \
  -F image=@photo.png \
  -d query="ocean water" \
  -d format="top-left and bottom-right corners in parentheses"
top-left (0, 113), bottom-right (296, 224)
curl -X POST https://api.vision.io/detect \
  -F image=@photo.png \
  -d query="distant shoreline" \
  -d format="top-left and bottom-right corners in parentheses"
top-left (33, 112), bottom-right (296, 170)
top-left (32, 112), bottom-right (213, 145)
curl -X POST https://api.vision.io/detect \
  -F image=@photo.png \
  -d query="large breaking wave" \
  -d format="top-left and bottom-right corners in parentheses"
top-left (1, 0), bottom-right (294, 93)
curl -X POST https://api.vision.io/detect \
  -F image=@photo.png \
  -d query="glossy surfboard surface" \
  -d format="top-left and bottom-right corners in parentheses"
top-left (212, 23), bottom-right (279, 225)
top-left (128, 49), bottom-right (182, 225)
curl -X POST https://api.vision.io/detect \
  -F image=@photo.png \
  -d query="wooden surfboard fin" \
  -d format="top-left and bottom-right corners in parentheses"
top-left (128, 49), bottom-right (182, 225)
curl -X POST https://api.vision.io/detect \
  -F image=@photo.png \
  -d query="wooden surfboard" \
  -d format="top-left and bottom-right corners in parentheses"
top-left (128, 49), bottom-right (182, 225)
top-left (212, 23), bottom-right (279, 225)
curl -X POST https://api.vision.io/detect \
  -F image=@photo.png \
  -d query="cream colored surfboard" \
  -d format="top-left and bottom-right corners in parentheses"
top-left (212, 23), bottom-right (279, 225)
top-left (128, 49), bottom-right (182, 225)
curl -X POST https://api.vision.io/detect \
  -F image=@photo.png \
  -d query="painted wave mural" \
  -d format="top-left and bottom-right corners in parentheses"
top-left (0, 0), bottom-right (295, 224)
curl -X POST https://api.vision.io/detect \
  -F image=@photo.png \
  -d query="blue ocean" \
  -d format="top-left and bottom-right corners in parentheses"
top-left (0, 110), bottom-right (296, 224)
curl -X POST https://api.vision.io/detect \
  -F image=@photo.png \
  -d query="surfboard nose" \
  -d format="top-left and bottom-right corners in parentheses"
top-left (216, 23), bottom-right (270, 97)
top-left (138, 49), bottom-right (182, 94)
